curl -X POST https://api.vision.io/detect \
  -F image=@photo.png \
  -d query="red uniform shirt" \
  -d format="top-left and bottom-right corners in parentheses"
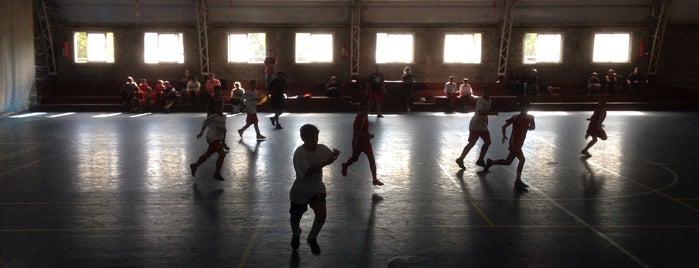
top-left (506, 114), bottom-right (535, 150)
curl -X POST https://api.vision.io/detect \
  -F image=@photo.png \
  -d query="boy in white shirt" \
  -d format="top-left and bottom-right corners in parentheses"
top-left (289, 124), bottom-right (340, 255)
top-left (190, 101), bottom-right (227, 181)
top-left (456, 86), bottom-right (497, 169)
top-left (237, 80), bottom-right (266, 140)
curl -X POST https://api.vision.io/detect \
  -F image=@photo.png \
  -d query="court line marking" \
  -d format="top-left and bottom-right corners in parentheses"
top-left (531, 184), bottom-right (650, 268)
top-left (237, 221), bottom-right (262, 268)
top-left (433, 154), bottom-right (495, 226)
top-left (514, 136), bottom-right (654, 267)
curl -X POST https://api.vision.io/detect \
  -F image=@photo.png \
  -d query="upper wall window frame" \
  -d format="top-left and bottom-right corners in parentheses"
top-left (592, 33), bottom-right (631, 63)
top-left (295, 32), bottom-right (334, 63)
top-left (444, 33), bottom-right (483, 64)
top-left (144, 32), bottom-right (184, 64)
top-left (523, 33), bottom-right (563, 64)
top-left (73, 31), bottom-right (115, 63)
top-left (228, 32), bottom-right (267, 63)
top-left (376, 32), bottom-right (414, 64)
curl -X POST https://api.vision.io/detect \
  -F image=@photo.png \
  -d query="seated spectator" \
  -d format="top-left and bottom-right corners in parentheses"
top-left (459, 77), bottom-right (475, 112)
top-left (587, 72), bottom-right (601, 96)
top-left (162, 81), bottom-right (179, 113)
top-left (326, 76), bottom-right (341, 97)
top-left (120, 76), bottom-right (139, 112)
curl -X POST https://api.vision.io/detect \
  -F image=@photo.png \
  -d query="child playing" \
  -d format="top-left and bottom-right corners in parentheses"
top-left (484, 102), bottom-right (536, 190)
top-left (581, 98), bottom-right (607, 157)
top-left (237, 80), bottom-right (266, 140)
top-left (289, 124), bottom-right (341, 255)
top-left (456, 86), bottom-right (496, 169)
top-left (190, 101), bottom-right (227, 181)
top-left (341, 102), bottom-right (384, 186)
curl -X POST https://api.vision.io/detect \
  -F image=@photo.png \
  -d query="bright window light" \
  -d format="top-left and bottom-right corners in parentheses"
top-left (74, 32), bottom-right (115, 63)
top-left (376, 33), bottom-right (413, 63)
top-left (593, 33), bottom-right (630, 63)
top-left (295, 33), bottom-right (333, 63)
top-left (444, 33), bottom-right (482, 63)
top-left (144, 32), bottom-right (184, 64)
top-left (228, 33), bottom-right (266, 63)
top-left (523, 33), bottom-right (562, 64)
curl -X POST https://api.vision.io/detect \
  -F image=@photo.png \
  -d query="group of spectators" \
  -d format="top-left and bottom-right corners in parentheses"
top-left (587, 67), bottom-right (645, 96)
top-left (120, 70), bottom-right (225, 113)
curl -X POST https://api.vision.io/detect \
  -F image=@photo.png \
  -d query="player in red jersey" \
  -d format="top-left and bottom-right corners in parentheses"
top-left (341, 102), bottom-right (384, 186)
top-left (484, 102), bottom-right (536, 190)
top-left (581, 98), bottom-right (607, 157)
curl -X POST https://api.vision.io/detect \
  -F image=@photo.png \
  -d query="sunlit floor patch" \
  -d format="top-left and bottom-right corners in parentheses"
top-left (47, 112), bottom-right (76, 118)
top-left (10, 112), bottom-right (46, 118)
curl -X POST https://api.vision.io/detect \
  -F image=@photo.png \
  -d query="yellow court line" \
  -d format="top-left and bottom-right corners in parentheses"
top-left (590, 159), bottom-right (697, 213)
top-left (237, 223), bottom-right (261, 268)
top-left (433, 155), bottom-right (494, 226)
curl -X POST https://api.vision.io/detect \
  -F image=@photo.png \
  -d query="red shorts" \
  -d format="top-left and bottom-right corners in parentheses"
top-left (207, 139), bottom-right (224, 152)
top-left (369, 91), bottom-right (384, 102)
top-left (246, 113), bottom-right (259, 124)
top-left (468, 130), bottom-right (491, 143)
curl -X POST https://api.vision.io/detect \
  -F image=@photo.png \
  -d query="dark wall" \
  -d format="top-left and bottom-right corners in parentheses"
top-left (53, 23), bottom-right (694, 92)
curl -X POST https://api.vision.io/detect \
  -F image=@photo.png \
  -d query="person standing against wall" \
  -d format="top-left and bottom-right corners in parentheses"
top-left (367, 65), bottom-right (386, 118)
top-left (264, 49), bottom-right (277, 91)
top-left (269, 71), bottom-right (287, 129)
top-left (401, 66), bottom-right (415, 112)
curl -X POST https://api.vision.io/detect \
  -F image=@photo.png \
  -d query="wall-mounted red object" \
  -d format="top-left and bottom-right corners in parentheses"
top-left (63, 41), bottom-right (70, 58)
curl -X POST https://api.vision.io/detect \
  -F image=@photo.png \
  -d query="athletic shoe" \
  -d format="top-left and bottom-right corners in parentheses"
top-left (456, 158), bottom-right (465, 169)
top-left (341, 162), bottom-right (348, 176)
top-left (213, 173), bottom-right (225, 181)
top-left (377, 114), bottom-right (384, 118)
top-left (581, 150), bottom-right (591, 157)
top-left (475, 159), bottom-right (486, 167)
top-left (276, 125), bottom-right (283, 130)
top-left (270, 117), bottom-right (276, 126)
top-left (256, 134), bottom-right (266, 140)
top-left (307, 239), bottom-right (321, 255)
top-left (484, 159), bottom-right (493, 171)
top-left (237, 129), bottom-right (243, 138)
top-left (222, 143), bottom-right (230, 151)
top-left (189, 164), bottom-right (197, 177)
top-left (514, 180), bottom-right (529, 189)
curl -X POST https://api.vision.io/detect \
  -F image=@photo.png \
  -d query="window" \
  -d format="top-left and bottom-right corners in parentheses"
top-left (295, 33), bottom-right (333, 63)
top-left (444, 33), bottom-right (482, 63)
top-left (593, 33), bottom-right (630, 63)
top-left (73, 32), bottom-right (114, 63)
top-left (523, 33), bottom-right (562, 64)
top-left (228, 33), bottom-right (266, 63)
top-left (144, 32), bottom-right (184, 63)
top-left (376, 33), bottom-right (413, 63)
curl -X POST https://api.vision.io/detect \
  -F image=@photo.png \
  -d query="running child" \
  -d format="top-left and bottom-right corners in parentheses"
top-left (581, 98), bottom-right (607, 157)
top-left (456, 85), bottom-right (496, 169)
top-left (190, 101), bottom-right (227, 181)
top-left (237, 80), bottom-right (266, 140)
top-left (341, 102), bottom-right (384, 186)
top-left (484, 102), bottom-right (536, 190)
top-left (289, 124), bottom-right (341, 254)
